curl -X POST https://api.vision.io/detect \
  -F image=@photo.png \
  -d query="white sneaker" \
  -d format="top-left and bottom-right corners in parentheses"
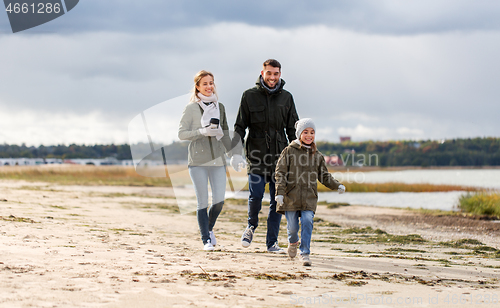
top-left (204, 239), bottom-right (214, 251)
top-left (209, 231), bottom-right (217, 246)
top-left (288, 242), bottom-right (299, 258)
top-left (301, 254), bottom-right (312, 266)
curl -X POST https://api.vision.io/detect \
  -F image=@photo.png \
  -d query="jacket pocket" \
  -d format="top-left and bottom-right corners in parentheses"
top-left (276, 102), bottom-right (289, 125)
top-left (249, 105), bottom-right (265, 124)
top-left (312, 181), bottom-right (318, 198)
top-left (276, 132), bottom-right (287, 154)
top-left (190, 139), bottom-right (210, 165)
top-left (283, 184), bottom-right (299, 210)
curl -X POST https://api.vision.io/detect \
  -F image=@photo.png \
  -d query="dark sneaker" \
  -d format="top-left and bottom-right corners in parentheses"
top-left (267, 242), bottom-right (285, 254)
top-left (287, 242), bottom-right (299, 258)
top-left (301, 254), bottom-right (312, 266)
top-left (241, 226), bottom-right (255, 248)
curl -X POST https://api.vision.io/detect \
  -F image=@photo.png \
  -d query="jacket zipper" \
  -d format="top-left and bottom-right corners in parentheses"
top-left (265, 94), bottom-right (271, 149)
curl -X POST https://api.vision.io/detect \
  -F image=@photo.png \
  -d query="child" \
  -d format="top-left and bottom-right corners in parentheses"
top-left (275, 118), bottom-right (345, 266)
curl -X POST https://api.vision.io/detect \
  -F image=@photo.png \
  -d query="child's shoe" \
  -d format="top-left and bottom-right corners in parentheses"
top-left (288, 242), bottom-right (299, 258)
top-left (301, 254), bottom-right (312, 266)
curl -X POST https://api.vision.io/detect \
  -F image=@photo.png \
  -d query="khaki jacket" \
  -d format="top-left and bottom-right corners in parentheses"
top-left (275, 141), bottom-right (341, 214)
top-left (178, 102), bottom-right (232, 166)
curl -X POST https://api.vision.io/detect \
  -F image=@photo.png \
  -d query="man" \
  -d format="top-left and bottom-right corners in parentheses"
top-left (231, 59), bottom-right (299, 253)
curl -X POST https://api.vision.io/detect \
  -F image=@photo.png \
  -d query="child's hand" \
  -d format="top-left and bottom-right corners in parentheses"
top-left (338, 185), bottom-right (346, 194)
top-left (276, 195), bottom-right (284, 207)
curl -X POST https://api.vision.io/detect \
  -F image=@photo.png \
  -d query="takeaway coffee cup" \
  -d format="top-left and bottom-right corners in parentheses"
top-left (209, 118), bottom-right (220, 129)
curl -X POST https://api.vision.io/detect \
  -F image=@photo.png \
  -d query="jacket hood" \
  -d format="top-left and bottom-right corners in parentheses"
top-left (290, 140), bottom-right (312, 152)
top-left (255, 76), bottom-right (286, 93)
top-left (290, 141), bottom-right (302, 150)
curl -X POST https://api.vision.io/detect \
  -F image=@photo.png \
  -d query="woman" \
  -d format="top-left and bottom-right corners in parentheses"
top-left (178, 70), bottom-right (232, 250)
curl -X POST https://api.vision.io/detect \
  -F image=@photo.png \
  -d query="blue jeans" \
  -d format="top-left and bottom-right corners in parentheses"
top-left (188, 166), bottom-right (226, 244)
top-left (284, 210), bottom-right (315, 255)
top-left (247, 173), bottom-right (282, 248)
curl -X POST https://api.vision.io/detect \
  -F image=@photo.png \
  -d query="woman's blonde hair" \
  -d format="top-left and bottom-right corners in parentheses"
top-left (190, 70), bottom-right (217, 103)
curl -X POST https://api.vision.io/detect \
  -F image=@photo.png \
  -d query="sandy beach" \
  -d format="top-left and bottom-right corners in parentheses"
top-left (1, 179), bottom-right (499, 307)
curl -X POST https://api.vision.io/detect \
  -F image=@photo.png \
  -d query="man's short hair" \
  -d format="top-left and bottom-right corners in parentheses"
top-left (263, 59), bottom-right (281, 70)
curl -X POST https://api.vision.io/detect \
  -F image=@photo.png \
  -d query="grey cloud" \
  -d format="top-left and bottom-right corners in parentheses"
top-left (2, 0), bottom-right (500, 35)
top-left (1, 14), bottom-right (500, 144)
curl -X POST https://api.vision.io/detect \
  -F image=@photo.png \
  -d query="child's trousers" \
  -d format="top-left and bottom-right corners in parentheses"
top-left (285, 210), bottom-right (315, 255)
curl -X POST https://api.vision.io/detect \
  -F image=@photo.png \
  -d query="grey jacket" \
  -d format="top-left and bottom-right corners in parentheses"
top-left (178, 102), bottom-right (232, 166)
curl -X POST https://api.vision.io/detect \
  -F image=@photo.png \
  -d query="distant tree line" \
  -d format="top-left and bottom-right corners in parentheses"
top-left (0, 141), bottom-right (192, 161)
top-left (317, 137), bottom-right (500, 167)
top-left (1, 137), bottom-right (499, 167)
top-left (0, 144), bottom-right (134, 160)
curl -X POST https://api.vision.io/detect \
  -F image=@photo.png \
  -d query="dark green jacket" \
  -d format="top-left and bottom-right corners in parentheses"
top-left (275, 141), bottom-right (342, 214)
top-left (233, 77), bottom-right (299, 176)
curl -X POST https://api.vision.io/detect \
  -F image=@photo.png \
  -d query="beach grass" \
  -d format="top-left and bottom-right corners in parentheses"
top-left (0, 165), bottom-right (172, 187)
top-left (240, 180), bottom-right (478, 193)
top-left (318, 182), bottom-right (480, 193)
top-left (0, 165), bottom-right (484, 193)
top-left (317, 201), bottom-right (351, 209)
top-left (457, 192), bottom-right (500, 218)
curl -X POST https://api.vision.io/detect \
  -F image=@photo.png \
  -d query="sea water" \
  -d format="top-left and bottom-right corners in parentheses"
top-left (332, 168), bottom-right (500, 189)
top-left (229, 169), bottom-right (500, 211)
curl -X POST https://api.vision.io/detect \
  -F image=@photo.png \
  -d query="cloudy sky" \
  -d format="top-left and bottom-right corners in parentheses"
top-left (1, 0), bottom-right (500, 146)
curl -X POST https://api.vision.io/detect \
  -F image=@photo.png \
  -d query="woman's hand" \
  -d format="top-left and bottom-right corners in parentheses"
top-left (199, 127), bottom-right (219, 137)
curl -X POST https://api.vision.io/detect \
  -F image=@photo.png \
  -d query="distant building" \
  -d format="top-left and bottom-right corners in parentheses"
top-left (340, 136), bottom-right (351, 143)
top-left (44, 158), bottom-right (64, 164)
top-left (121, 159), bottom-right (164, 167)
top-left (0, 158), bottom-right (62, 166)
top-left (324, 155), bottom-right (344, 167)
top-left (0, 157), bottom-right (189, 167)
top-left (63, 157), bottom-right (120, 166)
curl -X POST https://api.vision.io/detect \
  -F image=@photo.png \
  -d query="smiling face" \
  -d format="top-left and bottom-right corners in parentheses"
top-left (300, 127), bottom-right (315, 145)
top-left (261, 65), bottom-right (281, 89)
top-left (196, 75), bottom-right (215, 97)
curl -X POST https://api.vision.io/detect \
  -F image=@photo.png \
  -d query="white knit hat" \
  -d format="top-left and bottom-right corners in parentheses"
top-left (295, 118), bottom-right (316, 140)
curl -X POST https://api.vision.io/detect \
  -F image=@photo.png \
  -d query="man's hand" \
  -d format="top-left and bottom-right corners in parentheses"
top-left (338, 184), bottom-right (346, 194)
top-left (230, 154), bottom-right (247, 172)
top-left (276, 195), bottom-right (284, 207)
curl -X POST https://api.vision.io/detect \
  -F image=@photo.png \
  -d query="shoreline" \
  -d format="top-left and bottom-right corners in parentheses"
top-left (328, 165), bottom-right (500, 172)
